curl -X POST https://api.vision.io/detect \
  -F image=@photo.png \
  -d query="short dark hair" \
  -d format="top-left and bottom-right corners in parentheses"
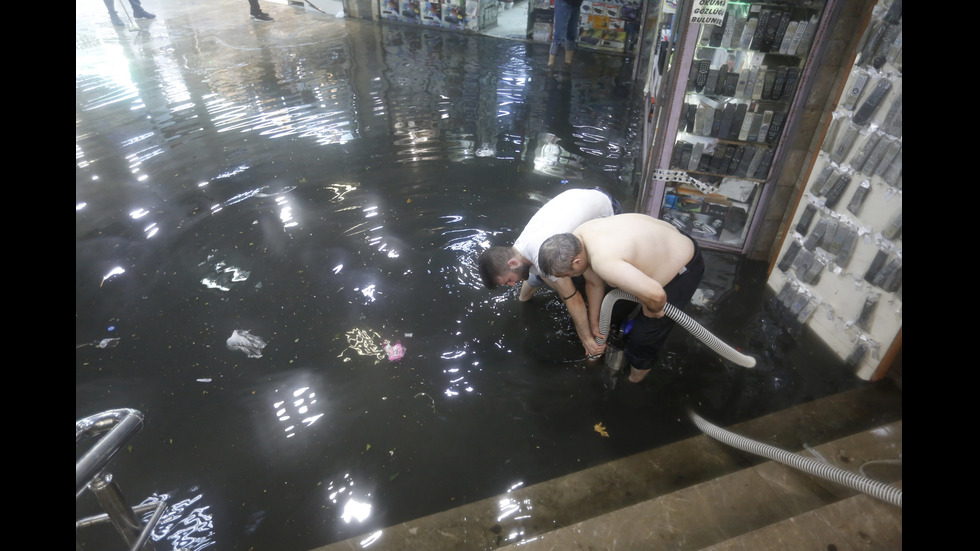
top-left (477, 246), bottom-right (517, 289)
top-left (538, 233), bottom-right (581, 276)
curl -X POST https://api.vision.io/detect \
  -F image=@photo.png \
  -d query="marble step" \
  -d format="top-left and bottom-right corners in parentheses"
top-left (313, 382), bottom-right (902, 551)
top-left (497, 420), bottom-right (902, 550)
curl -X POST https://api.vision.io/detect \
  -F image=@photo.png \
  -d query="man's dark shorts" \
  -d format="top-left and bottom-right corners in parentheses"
top-left (624, 233), bottom-right (704, 372)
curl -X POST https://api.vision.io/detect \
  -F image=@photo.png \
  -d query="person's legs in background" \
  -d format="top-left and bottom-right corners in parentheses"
top-left (562, 4), bottom-right (580, 65)
top-left (549, 0), bottom-right (573, 67)
top-left (128, 0), bottom-right (156, 19)
top-left (249, 0), bottom-right (275, 21)
top-left (103, 0), bottom-right (125, 26)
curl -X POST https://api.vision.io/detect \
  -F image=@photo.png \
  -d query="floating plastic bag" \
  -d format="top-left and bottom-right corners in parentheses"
top-left (227, 330), bottom-right (267, 358)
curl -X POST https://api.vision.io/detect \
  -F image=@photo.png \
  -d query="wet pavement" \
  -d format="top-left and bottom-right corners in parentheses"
top-left (76, 2), bottom-right (884, 550)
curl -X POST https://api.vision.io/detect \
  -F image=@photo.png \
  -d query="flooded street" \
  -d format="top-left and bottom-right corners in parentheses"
top-left (76, 2), bottom-right (861, 550)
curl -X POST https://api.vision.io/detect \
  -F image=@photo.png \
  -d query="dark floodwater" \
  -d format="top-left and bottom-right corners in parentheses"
top-left (76, 4), bottom-right (860, 550)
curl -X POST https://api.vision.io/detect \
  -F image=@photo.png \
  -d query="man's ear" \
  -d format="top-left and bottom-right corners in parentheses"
top-left (507, 258), bottom-right (521, 269)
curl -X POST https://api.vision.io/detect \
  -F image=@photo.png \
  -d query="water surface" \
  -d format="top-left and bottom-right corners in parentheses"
top-left (76, 4), bottom-right (859, 550)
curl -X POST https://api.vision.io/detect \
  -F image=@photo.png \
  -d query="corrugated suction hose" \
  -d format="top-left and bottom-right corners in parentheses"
top-left (597, 288), bottom-right (756, 368)
top-left (690, 411), bottom-right (902, 508)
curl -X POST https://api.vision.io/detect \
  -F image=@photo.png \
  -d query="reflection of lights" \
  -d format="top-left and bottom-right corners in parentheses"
top-left (332, 264), bottom-right (343, 274)
top-left (324, 182), bottom-right (357, 202)
top-left (200, 260), bottom-right (250, 292)
top-left (77, 202), bottom-right (87, 210)
top-left (273, 384), bottom-right (323, 438)
top-left (145, 223), bottom-right (159, 239)
top-left (495, 482), bottom-right (532, 541)
top-left (326, 475), bottom-right (374, 525)
top-left (342, 328), bottom-right (388, 359)
top-left (363, 205), bottom-right (378, 218)
top-left (341, 498), bottom-right (372, 523)
top-left (101, 267), bottom-right (125, 287)
top-left (359, 530), bottom-right (383, 547)
top-left (130, 208), bottom-right (150, 219)
top-left (442, 359), bottom-right (475, 398)
top-left (145, 491), bottom-right (215, 551)
top-left (279, 203), bottom-right (297, 228)
top-left (497, 497), bottom-right (520, 521)
top-left (358, 284), bottom-right (377, 302)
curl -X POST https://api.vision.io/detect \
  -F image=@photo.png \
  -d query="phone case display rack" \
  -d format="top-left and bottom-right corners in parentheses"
top-left (380, 0), bottom-right (488, 32)
top-left (529, 0), bottom-right (643, 55)
top-left (659, 0), bottom-right (826, 249)
top-left (767, 0), bottom-right (901, 380)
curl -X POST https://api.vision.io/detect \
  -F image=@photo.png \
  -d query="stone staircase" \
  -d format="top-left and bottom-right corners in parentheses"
top-left (314, 381), bottom-right (903, 551)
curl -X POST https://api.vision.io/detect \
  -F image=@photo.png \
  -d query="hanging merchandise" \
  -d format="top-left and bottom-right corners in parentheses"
top-left (767, 0), bottom-right (901, 381)
top-left (578, 0), bottom-right (644, 54)
top-left (639, 0), bottom-right (833, 251)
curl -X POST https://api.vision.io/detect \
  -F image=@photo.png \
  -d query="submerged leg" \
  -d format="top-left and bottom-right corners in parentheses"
top-left (628, 366), bottom-right (651, 383)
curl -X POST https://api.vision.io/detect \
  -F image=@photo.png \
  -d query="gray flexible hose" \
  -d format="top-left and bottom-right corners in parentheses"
top-left (597, 289), bottom-right (756, 368)
top-left (690, 411), bottom-right (902, 508)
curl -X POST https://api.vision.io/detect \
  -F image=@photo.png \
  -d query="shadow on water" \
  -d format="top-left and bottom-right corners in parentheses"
top-left (76, 3), bottom-right (861, 550)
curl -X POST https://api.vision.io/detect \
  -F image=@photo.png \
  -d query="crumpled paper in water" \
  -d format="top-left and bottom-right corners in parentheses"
top-left (227, 329), bottom-right (267, 358)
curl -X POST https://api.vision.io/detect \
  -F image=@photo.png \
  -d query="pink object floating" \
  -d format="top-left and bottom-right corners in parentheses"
top-left (384, 341), bottom-right (405, 361)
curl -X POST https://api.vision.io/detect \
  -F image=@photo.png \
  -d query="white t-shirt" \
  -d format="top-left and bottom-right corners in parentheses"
top-left (513, 188), bottom-right (616, 281)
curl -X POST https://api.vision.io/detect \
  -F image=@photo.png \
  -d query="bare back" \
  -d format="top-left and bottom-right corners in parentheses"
top-left (575, 213), bottom-right (694, 289)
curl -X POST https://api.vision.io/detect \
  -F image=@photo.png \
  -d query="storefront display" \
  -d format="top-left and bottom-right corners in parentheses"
top-left (380, 0), bottom-right (486, 31)
top-left (376, 0), bottom-right (645, 53)
top-left (767, 0), bottom-right (901, 380)
top-left (639, 0), bottom-right (831, 252)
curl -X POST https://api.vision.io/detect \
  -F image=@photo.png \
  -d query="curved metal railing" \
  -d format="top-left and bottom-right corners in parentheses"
top-left (76, 408), bottom-right (164, 551)
top-left (76, 408), bottom-right (145, 497)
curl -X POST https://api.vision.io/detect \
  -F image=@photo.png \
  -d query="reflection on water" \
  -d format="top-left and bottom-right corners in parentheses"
top-left (76, 3), bottom-right (857, 551)
top-left (145, 490), bottom-right (215, 551)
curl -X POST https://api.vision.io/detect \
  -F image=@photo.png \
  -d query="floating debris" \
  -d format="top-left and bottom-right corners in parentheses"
top-left (384, 341), bottom-right (406, 361)
top-left (226, 330), bottom-right (267, 358)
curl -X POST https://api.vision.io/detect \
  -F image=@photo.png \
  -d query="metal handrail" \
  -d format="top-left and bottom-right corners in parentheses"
top-left (76, 408), bottom-right (144, 497)
top-left (77, 408), bottom-right (162, 551)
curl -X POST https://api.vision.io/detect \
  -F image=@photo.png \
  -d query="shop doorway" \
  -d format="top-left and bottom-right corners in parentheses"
top-left (481, 0), bottom-right (532, 40)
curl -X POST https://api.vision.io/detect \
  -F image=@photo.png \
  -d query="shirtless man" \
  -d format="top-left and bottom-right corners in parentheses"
top-left (478, 188), bottom-right (621, 357)
top-left (537, 213), bottom-right (704, 382)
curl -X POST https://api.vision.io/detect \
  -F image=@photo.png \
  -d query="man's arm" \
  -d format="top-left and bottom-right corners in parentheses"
top-left (583, 269), bottom-right (608, 339)
top-left (552, 277), bottom-right (605, 356)
top-left (593, 260), bottom-right (668, 318)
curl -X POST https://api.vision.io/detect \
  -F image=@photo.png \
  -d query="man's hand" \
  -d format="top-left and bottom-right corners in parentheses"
top-left (582, 336), bottom-right (606, 358)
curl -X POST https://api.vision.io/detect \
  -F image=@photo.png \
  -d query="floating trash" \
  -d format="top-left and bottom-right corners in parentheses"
top-left (76, 337), bottom-right (121, 349)
top-left (341, 328), bottom-right (407, 362)
top-left (226, 330), bottom-right (267, 358)
top-left (384, 341), bottom-right (406, 361)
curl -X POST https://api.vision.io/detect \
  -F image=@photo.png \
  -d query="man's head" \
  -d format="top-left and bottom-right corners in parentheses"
top-left (538, 233), bottom-right (584, 278)
top-left (478, 246), bottom-right (531, 289)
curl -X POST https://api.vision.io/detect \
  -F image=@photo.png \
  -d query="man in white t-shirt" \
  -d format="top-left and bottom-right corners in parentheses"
top-left (478, 187), bottom-right (621, 357)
